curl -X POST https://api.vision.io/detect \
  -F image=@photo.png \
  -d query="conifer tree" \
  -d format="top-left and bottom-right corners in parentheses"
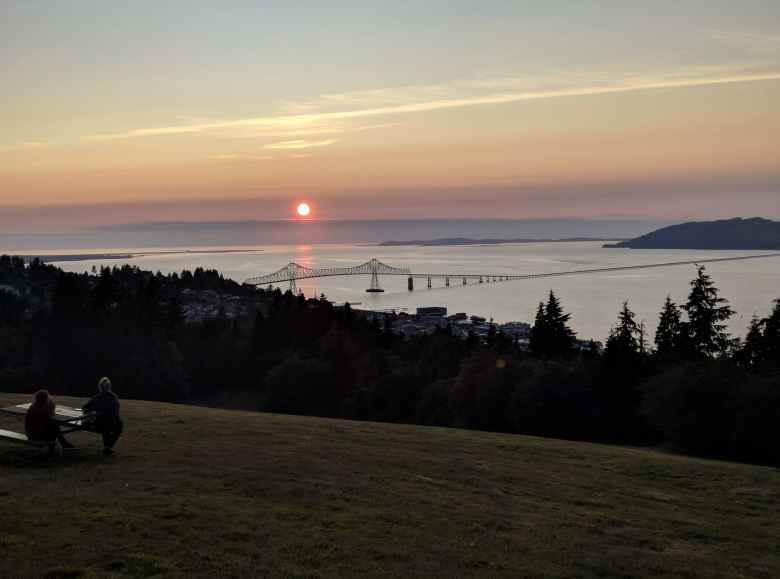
top-left (737, 316), bottom-right (765, 367)
top-left (545, 291), bottom-right (576, 357)
top-left (654, 295), bottom-right (682, 357)
top-left (605, 301), bottom-right (641, 362)
top-left (758, 298), bottom-right (780, 366)
top-left (682, 266), bottom-right (734, 358)
top-left (530, 301), bottom-right (548, 357)
top-left (530, 291), bottom-right (576, 358)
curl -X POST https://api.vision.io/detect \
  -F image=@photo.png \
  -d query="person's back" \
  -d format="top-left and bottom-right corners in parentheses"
top-left (25, 392), bottom-right (55, 441)
top-left (84, 390), bottom-right (120, 426)
top-left (24, 389), bottom-right (74, 451)
top-left (83, 377), bottom-right (123, 455)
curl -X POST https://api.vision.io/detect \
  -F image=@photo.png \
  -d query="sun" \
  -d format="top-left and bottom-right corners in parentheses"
top-left (296, 202), bottom-right (311, 217)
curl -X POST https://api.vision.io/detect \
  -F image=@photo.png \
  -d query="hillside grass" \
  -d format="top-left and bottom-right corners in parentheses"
top-left (0, 393), bottom-right (778, 579)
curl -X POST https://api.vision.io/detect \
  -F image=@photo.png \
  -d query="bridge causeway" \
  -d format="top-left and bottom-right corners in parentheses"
top-left (245, 252), bottom-right (780, 294)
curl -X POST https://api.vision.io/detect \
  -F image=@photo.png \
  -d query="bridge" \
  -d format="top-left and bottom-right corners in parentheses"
top-left (245, 253), bottom-right (780, 294)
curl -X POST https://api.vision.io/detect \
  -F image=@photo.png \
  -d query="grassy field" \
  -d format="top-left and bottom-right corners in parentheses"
top-left (0, 393), bottom-right (778, 579)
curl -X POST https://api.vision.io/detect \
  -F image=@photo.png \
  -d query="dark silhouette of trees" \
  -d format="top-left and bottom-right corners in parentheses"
top-left (762, 299), bottom-right (780, 366)
top-left (654, 296), bottom-right (682, 359)
top-left (605, 301), bottom-right (642, 364)
top-left (737, 316), bottom-right (766, 367)
top-left (737, 299), bottom-right (780, 369)
top-left (682, 265), bottom-right (735, 358)
top-left (1, 256), bottom-right (778, 464)
top-left (530, 291), bottom-right (576, 359)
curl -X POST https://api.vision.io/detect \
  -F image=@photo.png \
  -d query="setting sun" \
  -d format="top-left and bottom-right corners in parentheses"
top-left (296, 202), bottom-right (311, 217)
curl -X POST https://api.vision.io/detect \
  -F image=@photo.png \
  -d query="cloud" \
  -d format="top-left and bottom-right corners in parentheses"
top-left (212, 153), bottom-right (273, 160)
top-left (228, 122), bottom-right (397, 139)
top-left (264, 139), bottom-right (337, 150)
top-left (77, 67), bottom-right (780, 144)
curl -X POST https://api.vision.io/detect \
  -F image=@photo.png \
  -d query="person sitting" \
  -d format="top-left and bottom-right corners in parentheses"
top-left (25, 389), bottom-right (75, 453)
top-left (83, 377), bottom-right (123, 456)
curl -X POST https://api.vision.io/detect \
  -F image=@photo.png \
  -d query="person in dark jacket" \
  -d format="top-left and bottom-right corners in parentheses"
top-left (25, 389), bottom-right (75, 452)
top-left (83, 377), bottom-right (123, 456)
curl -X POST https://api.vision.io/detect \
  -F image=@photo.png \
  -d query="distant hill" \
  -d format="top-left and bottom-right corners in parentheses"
top-left (605, 217), bottom-right (780, 249)
top-left (2, 393), bottom-right (779, 578)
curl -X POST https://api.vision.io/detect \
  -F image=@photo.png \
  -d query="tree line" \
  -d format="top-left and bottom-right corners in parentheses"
top-left (1, 255), bottom-right (778, 464)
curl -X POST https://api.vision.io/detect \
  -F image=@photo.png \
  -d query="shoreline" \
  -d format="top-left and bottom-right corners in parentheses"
top-left (376, 237), bottom-right (618, 247)
top-left (16, 248), bottom-right (263, 264)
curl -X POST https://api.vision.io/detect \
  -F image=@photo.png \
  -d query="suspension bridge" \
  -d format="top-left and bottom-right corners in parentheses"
top-left (244, 253), bottom-right (780, 294)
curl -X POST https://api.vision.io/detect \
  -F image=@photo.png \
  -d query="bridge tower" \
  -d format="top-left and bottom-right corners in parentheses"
top-left (366, 258), bottom-right (384, 293)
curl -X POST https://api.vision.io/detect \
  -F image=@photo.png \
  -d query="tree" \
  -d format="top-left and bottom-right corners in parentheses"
top-left (605, 301), bottom-right (642, 362)
top-left (529, 302), bottom-right (548, 357)
top-left (739, 299), bottom-right (780, 369)
top-left (546, 291), bottom-right (576, 357)
top-left (737, 316), bottom-right (765, 367)
top-left (759, 299), bottom-right (780, 367)
top-left (654, 295), bottom-right (682, 357)
top-left (682, 266), bottom-right (735, 358)
top-left (530, 293), bottom-right (576, 358)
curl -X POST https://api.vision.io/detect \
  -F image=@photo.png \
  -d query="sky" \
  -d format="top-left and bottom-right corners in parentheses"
top-left (1, 0), bottom-right (779, 234)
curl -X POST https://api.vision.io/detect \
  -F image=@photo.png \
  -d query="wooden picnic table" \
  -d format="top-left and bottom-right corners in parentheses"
top-left (0, 403), bottom-right (97, 447)
top-left (0, 403), bottom-right (93, 426)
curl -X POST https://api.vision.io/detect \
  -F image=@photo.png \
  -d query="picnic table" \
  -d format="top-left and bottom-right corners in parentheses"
top-left (0, 402), bottom-right (96, 447)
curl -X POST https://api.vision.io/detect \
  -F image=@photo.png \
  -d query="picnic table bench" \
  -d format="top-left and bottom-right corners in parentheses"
top-left (0, 403), bottom-right (96, 447)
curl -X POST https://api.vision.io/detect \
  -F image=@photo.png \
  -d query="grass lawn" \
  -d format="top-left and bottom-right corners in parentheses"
top-left (0, 392), bottom-right (778, 578)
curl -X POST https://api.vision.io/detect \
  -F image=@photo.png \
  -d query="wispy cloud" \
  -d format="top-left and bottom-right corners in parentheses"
top-left (77, 67), bottom-right (780, 145)
top-left (212, 153), bottom-right (274, 161)
top-left (229, 121), bottom-right (397, 139)
top-left (264, 139), bottom-right (337, 150)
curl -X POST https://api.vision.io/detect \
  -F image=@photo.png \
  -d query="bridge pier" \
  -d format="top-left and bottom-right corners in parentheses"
top-left (408, 276), bottom-right (414, 291)
top-left (445, 277), bottom-right (450, 287)
top-left (462, 277), bottom-right (467, 285)
top-left (427, 276), bottom-right (432, 289)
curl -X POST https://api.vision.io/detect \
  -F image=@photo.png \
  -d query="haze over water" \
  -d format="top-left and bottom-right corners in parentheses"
top-left (48, 241), bottom-right (780, 343)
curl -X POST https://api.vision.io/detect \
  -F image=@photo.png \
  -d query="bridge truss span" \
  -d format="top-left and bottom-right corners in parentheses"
top-left (245, 252), bottom-right (780, 294)
top-left (244, 258), bottom-right (410, 294)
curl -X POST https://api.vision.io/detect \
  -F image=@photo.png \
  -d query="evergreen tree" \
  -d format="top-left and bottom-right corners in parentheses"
top-left (654, 295), bottom-right (682, 357)
top-left (682, 266), bottom-right (735, 358)
top-left (605, 301), bottom-right (641, 361)
top-left (529, 301), bottom-right (548, 357)
top-left (737, 316), bottom-right (765, 367)
top-left (531, 292), bottom-right (575, 358)
top-left (545, 291), bottom-right (576, 358)
top-left (757, 299), bottom-right (780, 367)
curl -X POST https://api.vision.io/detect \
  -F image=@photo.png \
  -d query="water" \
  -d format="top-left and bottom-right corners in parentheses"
top-left (49, 242), bottom-right (779, 342)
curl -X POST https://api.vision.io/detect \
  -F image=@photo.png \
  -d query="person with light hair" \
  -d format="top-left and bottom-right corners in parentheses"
top-left (83, 377), bottom-right (123, 456)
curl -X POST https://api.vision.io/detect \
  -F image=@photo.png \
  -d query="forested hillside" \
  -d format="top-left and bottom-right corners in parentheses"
top-left (1, 255), bottom-right (778, 464)
top-left (606, 217), bottom-right (780, 249)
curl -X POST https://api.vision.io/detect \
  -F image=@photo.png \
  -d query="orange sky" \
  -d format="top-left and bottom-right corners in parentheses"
top-left (1, 2), bottom-right (779, 230)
